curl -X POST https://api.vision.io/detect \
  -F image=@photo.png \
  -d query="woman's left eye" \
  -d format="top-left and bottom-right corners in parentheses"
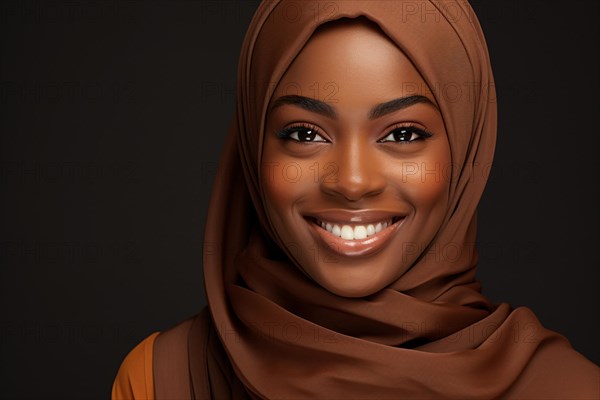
top-left (379, 126), bottom-right (433, 143)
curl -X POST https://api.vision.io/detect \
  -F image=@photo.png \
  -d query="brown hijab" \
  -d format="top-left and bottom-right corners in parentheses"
top-left (195, 1), bottom-right (600, 399)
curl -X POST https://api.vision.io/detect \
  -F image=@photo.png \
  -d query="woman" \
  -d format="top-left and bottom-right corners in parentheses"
top-left (112, 1), bottom-right (599, 399)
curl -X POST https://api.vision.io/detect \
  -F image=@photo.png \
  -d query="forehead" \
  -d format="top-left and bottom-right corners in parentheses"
top-left (272, 18), bottom-right (435, 108)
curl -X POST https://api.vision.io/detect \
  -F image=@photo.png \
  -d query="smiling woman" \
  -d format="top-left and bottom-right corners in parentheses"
top-left (112, 1), bottom-right (599, 399)
top-left (261, 19), bottom-right (452, 297)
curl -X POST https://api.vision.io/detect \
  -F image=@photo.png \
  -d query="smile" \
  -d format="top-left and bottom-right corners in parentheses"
top-left (312, 217), bottom-right (402, 240)
top-left (303, 211), bottom-right (406, 257)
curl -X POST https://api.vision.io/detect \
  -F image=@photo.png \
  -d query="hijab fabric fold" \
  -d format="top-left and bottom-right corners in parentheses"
top-left (200, 1), bottom-right (599, 398)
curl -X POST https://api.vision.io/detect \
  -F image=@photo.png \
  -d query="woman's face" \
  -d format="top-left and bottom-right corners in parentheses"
top-left (261, 20), bottom-right (451, 297)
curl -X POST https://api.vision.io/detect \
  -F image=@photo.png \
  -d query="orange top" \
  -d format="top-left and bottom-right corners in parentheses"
top-left (111, 332), bottom-right (159, 400)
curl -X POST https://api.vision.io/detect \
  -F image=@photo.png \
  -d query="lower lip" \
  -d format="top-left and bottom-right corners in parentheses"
top-left (305, 217), bottom-right (405, 258)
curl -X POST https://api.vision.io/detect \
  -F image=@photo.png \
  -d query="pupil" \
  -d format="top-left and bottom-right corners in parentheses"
top-left (301, 129), bottom-right (314, 141)
top-left (394, 128), bottom-right (410, 141)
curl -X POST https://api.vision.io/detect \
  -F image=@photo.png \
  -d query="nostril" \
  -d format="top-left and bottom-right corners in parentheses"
top-left (319, 160), bottom-right (386, 202)
top-left (320, 182), bottom-right (386, 202)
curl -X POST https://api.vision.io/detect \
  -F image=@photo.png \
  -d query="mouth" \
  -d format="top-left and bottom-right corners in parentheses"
top-left (305, 216), bottom-right (404, 240)
top-left (303, 212), bottom-right (406, 257)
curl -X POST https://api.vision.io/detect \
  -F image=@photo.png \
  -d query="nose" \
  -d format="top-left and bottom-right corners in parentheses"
top-left (320, 137), bottom-right (386, 202)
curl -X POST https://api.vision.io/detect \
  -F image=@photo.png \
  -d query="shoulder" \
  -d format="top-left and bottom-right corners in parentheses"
top-left (512, 342), bottom-right (599, 399)
top-left (153, 308), bottom-right (213, 399)
top-left (508, 308), bottom-right (600, 399)
top-left (111, 309), bottom-right (212, 400)
top-left (111, 331), bottom-right (160, 400)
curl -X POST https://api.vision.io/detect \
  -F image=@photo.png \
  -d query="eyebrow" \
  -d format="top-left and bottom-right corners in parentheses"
top-left (268, 94), bottom-right (437, 119)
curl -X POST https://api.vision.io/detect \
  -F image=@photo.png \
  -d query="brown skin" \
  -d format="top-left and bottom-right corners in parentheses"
top-left (261, 19), bottom-right (451, 298)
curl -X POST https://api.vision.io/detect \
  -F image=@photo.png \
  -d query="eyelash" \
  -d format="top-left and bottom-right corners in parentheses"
top-left (276, 123), bottom-right (433, 144)
top-left (378, 123), bottom-right (433, 144)
top-left (276, 123), bottom-right (327, 144)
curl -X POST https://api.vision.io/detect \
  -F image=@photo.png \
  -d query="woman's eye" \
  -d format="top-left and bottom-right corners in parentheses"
top-left (379, 126), bottom-right (432, 143)
top-left (278, 126), bottom-right (327, 142)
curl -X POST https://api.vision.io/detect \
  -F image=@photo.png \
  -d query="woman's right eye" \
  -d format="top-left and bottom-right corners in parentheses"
top-left (277, 126), bottom-right (328, 143)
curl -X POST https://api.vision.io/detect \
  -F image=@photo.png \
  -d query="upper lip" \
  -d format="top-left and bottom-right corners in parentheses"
top-left (303, 209), bottom-right (406, 225)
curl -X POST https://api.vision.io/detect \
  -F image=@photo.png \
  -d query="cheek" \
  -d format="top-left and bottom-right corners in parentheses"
top-left (389, 147), bottom-right (451, 212)
top-left (261, 138), bottom-right (284, 214)
top-left (261, 162), bottom-right (288, 213)
top-left (260, 154), bottom-right (314, 228)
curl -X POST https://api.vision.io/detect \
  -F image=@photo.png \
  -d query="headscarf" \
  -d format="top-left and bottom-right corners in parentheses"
top-left (200, 1), bottom-right (599, 399)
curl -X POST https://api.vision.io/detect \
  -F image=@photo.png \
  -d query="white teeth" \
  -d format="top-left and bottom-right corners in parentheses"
top-left (367, 224), bottom-right (375, 235)
top-left (340, 225), bottom-right (354, 240)
top-left (367, 224), bottom-right (375, 236)
top-left (332, 225), bottom-right (341, 236)
top-left (354, 225), bottom-right (367, 239)
top-left (315, 219), bottom-right (397, 240)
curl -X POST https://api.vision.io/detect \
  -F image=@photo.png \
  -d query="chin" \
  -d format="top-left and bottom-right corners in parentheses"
top-left (312, 267), bottom-right (392, 298)
top-left (329, 286), bottom-right (379, 298)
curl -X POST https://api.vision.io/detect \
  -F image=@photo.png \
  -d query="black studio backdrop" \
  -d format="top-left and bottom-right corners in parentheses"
top-left (0, 1), bottom-right (598, 398)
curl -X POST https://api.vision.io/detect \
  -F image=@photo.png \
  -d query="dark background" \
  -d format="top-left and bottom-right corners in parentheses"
top-left (1, 1), bottom-right (598, 398)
